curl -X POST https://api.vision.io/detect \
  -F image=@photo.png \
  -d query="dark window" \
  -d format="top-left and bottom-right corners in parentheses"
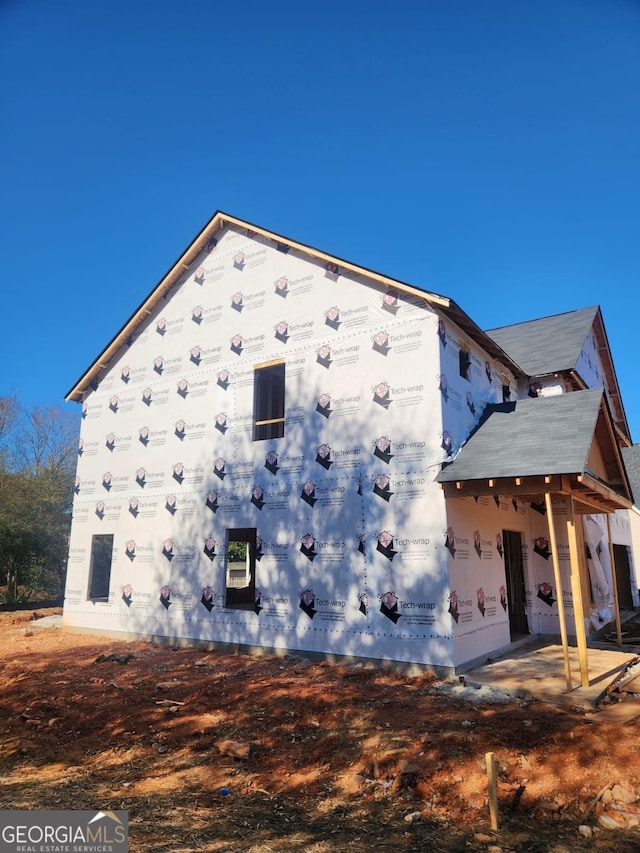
top-left (254, 361), bottom-right (285, 441)
top-left (502, 384), bottom-right (511, 402)
top-left (88, 534), bottom-right (114, 600)
top-left (459, 345), bottom-right (471, 381)
top-left (225, 528), bottom-right (256, 608)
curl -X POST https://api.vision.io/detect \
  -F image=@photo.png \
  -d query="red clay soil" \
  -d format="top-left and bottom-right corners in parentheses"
top-left (1, 608), bottom-right (639, 853)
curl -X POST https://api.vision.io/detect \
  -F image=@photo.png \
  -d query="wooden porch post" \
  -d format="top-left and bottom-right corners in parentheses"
top-left (605, 514), bottom-right (623, 647)
top-left (566, 497), bottom-right (590, 688)
top-left (545, 493), bottom-right (573, 691)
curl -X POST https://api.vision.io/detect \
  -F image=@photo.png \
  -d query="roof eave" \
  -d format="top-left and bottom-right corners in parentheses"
top-left (65, 209), bottom-right (228, 402)
top-left (439, 471), bottom-right (632, 513)
top-left (435, 298), bottom-right (524, 377)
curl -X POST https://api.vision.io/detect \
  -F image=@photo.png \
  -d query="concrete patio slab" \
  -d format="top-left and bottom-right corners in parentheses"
top-left (462, 642), bottom-right (639, 709)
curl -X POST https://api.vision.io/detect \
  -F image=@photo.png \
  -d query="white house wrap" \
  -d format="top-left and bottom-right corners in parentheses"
top-left (64, 213), bottom-right (638, 673)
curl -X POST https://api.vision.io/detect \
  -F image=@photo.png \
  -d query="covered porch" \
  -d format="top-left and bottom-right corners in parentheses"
top-left (438, 389), bottom-right (635, 697)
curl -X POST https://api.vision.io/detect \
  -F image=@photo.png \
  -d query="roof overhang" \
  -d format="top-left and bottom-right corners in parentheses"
top-left (439, 471), bottom-right (632, 514)
top-left (588, 308), bottom-right (631, 445)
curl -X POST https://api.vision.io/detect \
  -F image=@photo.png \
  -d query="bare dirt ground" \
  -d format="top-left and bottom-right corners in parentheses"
top-left (1, 609), bottom-right (640, 853)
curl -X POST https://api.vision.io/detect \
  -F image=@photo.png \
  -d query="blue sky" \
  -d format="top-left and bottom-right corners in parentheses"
top-left (2, 0), bottom-right (639, 439)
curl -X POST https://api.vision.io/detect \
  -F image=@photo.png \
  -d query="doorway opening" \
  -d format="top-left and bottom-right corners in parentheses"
top-left (503, 529), bottom-right (529, 638)
top-left (613, 544), bottom-right (634, 611)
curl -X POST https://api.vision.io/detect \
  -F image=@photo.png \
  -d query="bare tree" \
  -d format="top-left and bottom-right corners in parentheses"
top-left (0, 395), bottom-right (20, 470)
top-left (13, 404), bottom-right (79, 476)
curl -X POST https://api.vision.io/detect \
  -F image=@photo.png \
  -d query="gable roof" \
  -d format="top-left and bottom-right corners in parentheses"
top-left (437, 389), bottom-right (632, 513)
top-left (486, 306), bottom-right (599, 377)
top-left (65, 211), bottom-right (523, 402)
top-left (486, 306), bottom-right (631, 445)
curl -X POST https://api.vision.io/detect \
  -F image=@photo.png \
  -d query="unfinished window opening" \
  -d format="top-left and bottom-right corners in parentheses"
top-left (225, 528), bottom-right (256, 608)
top-left (254, 360), bottom-right (285, 441)
top-left (501, 373), bottom-right (512, 402)
top-left (458, 341), bottom-right (471, 381)
top-left (88, 534), bottom-right (114, 601)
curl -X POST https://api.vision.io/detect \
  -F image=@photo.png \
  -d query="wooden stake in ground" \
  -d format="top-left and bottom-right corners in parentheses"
top-left (486, 751), bottom-right (499, 830)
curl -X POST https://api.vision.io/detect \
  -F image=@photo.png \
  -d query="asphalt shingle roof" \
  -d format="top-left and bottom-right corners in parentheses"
top-left (486, 306), bottom-right (598, 378)
top-left (437, 389), bottom-right (604, 483)
top-left (621, 445), bottom-right (640, 506)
